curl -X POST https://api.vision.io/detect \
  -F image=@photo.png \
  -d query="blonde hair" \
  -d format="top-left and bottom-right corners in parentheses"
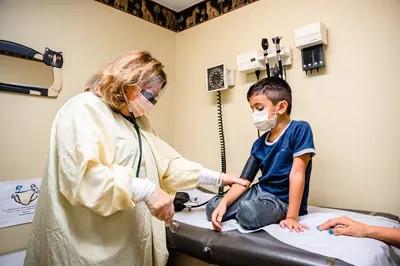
top-left (86, 51), bottom-right (166, 110)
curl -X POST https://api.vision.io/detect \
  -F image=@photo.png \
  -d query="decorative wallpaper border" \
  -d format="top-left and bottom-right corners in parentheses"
top-left (95, 0), bottom-right (259, 32)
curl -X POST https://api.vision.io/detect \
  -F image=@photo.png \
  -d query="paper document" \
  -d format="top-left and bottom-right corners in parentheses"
top-left (0, 178), bottom-right (41, 228)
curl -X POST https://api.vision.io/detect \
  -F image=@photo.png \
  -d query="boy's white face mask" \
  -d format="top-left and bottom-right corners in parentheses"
top-left (252, 109), bottom-right (278, 132)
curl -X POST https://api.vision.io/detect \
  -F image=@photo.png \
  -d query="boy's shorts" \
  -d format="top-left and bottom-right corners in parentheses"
top-left (206, 183), bottom-right (288, 230)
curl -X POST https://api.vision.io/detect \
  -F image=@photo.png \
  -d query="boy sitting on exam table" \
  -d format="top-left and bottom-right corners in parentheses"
top-left (206, 77), bottom-right (315, 232)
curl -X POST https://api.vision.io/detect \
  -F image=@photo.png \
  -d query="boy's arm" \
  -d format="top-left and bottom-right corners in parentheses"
top-left (220, 183), bottom-right (248, 207)
top-left (211, 154), bottom-right (257, 231)
top-left (211, 183), bottom-right (249, 231)
top-left (280, 153), bottom-right (310, 231)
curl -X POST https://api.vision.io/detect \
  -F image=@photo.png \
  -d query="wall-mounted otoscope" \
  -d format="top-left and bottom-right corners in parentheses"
top-left (272, 36), bottom-right (284, 79)
top-left (261, 38), bottom-right (270, 78)
top-left (236, 38), bottom-right (291, 80)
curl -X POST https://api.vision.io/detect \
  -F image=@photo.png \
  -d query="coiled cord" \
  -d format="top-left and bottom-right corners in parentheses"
top-left (216, 91), bottom-right (226, 195)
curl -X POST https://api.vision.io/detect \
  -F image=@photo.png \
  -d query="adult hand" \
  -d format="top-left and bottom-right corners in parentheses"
top-left (317, 216), bottom-right (369, 237)
top-left (221, 174), bottom-right (251, 188)
top-left (145, 188), bottom-right (174, 225)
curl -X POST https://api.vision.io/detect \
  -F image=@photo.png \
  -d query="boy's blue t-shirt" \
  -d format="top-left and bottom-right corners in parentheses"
top-left (250, 120), bottom-right (315, 216)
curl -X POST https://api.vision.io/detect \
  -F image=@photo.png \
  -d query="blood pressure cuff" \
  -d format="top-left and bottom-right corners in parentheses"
top-left (240, 155), bottom-right (260, 182)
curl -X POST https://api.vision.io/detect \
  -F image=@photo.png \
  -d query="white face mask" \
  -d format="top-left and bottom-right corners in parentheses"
top-left (252, 109), bottom-right (278, 132)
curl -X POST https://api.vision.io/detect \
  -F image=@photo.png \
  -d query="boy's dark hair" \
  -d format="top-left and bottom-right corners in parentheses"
top-left (247, 77), bottom-right (292, 115)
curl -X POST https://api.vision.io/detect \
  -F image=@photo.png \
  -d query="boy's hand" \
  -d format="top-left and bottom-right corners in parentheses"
top-left (211, 200), bottom-right (227, 232)
top-left (279, 217), bottom-right (308, 232)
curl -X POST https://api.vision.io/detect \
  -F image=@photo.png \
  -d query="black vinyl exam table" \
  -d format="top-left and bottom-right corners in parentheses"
top-left (166, 208), bottom-right (399, 266)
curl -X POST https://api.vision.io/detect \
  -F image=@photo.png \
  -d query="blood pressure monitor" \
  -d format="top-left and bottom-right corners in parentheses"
top-left (206, 64), bottom-right (229, 92)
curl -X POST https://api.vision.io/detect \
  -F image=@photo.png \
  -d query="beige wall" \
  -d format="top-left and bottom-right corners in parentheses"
top-left (0, 0), bottom-right (176, 254)
top-left (1, 0), bottom-right (399, 258)
top-left (174, 0), bottom-right (400, 218)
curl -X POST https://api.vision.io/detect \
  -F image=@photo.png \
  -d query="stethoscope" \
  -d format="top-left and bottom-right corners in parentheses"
top-left (122, 88), bottom-right (147, 178)
top-left (127, 114), bottom-right (143, 178)
top-left (123, 83), bottom-right (161, 177)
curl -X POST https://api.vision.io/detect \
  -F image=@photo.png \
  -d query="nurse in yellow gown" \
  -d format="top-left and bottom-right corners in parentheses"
top-left (24, 51), bottom-right (247, 266)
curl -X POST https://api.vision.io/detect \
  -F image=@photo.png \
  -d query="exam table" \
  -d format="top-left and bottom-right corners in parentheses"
top-left (166, 205), bottom-right (399, 266)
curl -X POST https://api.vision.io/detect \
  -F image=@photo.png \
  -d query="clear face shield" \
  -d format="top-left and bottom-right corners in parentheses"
top-left (137, 75), bottom-right (165, 104)
top-left (124, 75), bottom-right (165, 117)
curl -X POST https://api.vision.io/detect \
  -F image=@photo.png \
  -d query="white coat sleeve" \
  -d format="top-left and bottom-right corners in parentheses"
top-left (56, 99), bottom-right (135, 216)
top-left (147, 135), bottom-right (205, 194)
